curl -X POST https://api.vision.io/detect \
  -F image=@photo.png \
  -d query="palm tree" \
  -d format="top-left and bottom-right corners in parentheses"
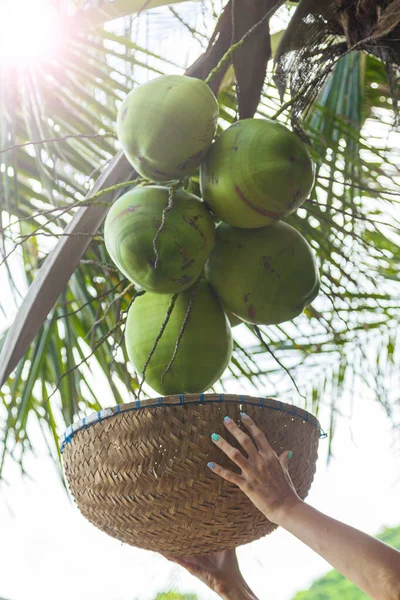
top-left (0, 0), bottom-right (399, 479)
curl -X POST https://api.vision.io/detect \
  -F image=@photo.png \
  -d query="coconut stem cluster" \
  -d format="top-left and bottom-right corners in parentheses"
top-left (101, 74), bottom-right (320, 396)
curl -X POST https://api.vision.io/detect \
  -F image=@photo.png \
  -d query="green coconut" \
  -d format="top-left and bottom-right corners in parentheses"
top-left (117, 75), bottom-right (219, 182)
top-left (205, 221), bottom-right (320, 325)
top-left (125, 282), bottom-right (233, 395)
top-left (200, 118), bottom-right (315, 228)
top-left (104, 186), bottom-right (215, 294)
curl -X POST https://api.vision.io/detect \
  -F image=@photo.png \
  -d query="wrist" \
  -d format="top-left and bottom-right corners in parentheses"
top-left (268, 495), bottom-right (304, 527)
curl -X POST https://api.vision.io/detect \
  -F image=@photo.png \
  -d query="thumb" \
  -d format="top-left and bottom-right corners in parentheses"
top-left (162, 554), bottom-right (189, 566)
top-left (165, 556), bottom-right (199, 572)
top-left (279, 449), bottom-right (293, 472)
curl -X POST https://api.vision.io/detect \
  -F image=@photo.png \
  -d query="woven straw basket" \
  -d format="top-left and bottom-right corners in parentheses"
top-left (61, 393), bottom-right (324, 555)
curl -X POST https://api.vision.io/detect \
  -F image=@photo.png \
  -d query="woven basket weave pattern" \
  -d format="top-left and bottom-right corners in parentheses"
top-left (63, 395), bottom-right (320, 555)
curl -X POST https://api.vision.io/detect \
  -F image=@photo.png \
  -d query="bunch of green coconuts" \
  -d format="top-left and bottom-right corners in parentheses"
top-left (104, 75), bottom-right (319, 395)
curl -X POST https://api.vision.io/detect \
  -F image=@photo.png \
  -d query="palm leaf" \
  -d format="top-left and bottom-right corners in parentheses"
top-left (0, 151), bottom-right (134, 387)
top-left (0, 0), bottom-right (399, 477)
top-left (71, 0), bottom-right (201, 30)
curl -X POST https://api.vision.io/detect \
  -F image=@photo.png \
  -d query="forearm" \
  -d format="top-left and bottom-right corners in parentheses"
top-left (276, 500), bottom-right (400, 600)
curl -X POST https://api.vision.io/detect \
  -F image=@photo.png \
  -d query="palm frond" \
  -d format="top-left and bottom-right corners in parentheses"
top-left (0, 0), bottom-right (399, 478)
top-left (71, 0), bottom-right (201, 31)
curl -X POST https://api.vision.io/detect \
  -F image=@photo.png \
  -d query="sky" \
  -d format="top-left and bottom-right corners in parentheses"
top-left (0, 2), bottom-right (399, 600)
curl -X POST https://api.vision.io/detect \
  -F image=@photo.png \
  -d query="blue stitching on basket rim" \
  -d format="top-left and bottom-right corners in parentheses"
top-left (59, 394), bottom-right (327, 453)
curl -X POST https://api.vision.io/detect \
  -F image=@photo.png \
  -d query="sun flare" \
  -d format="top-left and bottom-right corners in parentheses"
top-left (0, 0), bottom-right (63, 68)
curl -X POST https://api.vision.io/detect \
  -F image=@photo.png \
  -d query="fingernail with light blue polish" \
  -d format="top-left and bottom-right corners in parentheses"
top-left (288, 450), bottom-right (293, 460)
top-left (207, 462), bottom-right (215, 469)
top-left (211, 433), bottom-right (220, 441)
top-left (224, 416), bottom-right (232, 423)
top-left (240, 412), bottom-right (249, 418)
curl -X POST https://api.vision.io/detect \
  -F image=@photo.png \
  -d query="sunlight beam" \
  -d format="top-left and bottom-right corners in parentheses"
top-left (0, 0), bottom-right (63, 68)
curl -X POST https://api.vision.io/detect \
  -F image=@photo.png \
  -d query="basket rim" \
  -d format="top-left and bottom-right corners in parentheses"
top-left (60, 393), bottom-right (327, 454)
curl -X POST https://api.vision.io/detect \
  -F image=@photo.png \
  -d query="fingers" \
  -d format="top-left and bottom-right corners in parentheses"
top-left (239, 413), bottom-right (276, 457)
top-left (222, 416), bottom-right (259, 459)
top-left (279, 449), bottom-right (292, 472)
top-left (173, 557), bottom-right (198, 569)
top-left (207, 461), bottom-right (244, 488)
top-left (211, 434), bottom-right (249, 472)
top-left (162, 555), bottom-right (200, 572)
top-left (162, 555), bottom-right (189, 567)
top-left (208, 414), bottom-right (284, 489)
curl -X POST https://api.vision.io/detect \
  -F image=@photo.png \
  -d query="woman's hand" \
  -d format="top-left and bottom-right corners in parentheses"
top-left (208, 412), bottom-right (300, 524)
top-left (162, 548), bottom-right (255, 599)
top-left (165, 413), bottom-right (400, 600)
